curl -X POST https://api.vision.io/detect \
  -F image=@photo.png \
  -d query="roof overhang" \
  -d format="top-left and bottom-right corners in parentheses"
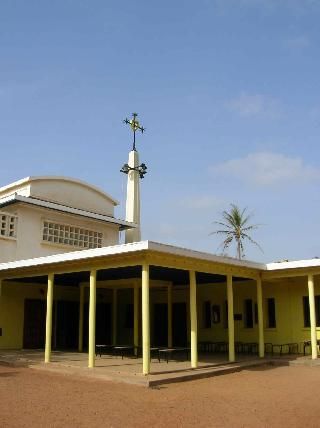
top-left (0, 241), bottom-right (264, 281)
top-left (0, 194), bottom-right (136, 231)
top-left (1, 239), bottom-right (320, 282)
top-left (262, 258), bottom-right (320, 279)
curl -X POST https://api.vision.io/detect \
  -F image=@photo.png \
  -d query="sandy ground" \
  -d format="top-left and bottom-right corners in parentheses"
top-left (1, 364), bottom-right (320, 428)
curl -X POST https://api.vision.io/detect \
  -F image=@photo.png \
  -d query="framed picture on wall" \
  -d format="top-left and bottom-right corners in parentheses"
top-left (211, 304), bottom-right (221, 324)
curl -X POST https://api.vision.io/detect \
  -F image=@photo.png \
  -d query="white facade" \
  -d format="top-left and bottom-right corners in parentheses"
top-left (0, 176), bottom-right (135, 263)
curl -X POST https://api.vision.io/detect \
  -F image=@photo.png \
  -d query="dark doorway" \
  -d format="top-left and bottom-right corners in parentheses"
top-left (173, 302), bottom-right (187, 346)
top-left (23, 299), bottom-right (46, 349)
top-left (96, 303), bottom-right (112, 345)
top-left (82, 303), bottom-right (112, 349)
top-left (153, 303), bottom-right (168, 346)
top-left (55, 301), bottom-right (79, 350)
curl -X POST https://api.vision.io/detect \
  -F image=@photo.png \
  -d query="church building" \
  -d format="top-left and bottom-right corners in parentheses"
top-left (0, 117), bottom-right (319, 376)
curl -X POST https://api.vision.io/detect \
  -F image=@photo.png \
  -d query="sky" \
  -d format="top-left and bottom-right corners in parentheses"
top-left (0, 0), bottom-right (319, 262)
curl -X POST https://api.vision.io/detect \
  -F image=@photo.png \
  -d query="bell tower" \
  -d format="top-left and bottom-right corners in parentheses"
top-left (120, 113), bottom-right (147, 243)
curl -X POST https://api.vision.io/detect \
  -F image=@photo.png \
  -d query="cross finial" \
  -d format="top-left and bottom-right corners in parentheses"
top-left (123, 112), bottom-right (146, 151)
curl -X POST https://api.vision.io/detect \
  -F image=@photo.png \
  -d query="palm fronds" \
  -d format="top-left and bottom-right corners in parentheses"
top-left (211, 203), bottom-right (263, 259)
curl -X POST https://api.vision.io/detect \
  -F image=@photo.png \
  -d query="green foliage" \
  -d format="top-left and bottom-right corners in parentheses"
top-left (210, 204), bottom-right (263, 260)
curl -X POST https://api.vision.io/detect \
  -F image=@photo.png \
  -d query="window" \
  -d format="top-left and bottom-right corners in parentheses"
top-left (203, 301), bottom-right (211, 328)
top-left (303, 296), bottom-right (320, 327)
top-left (244, 299), bottom-right (253, 328)
top-left (303, 296), bottom-right (310, 327)
top-left (42, 221), bottom-right (103, 249)
top-left (0, 212), bottom-right (17, 239)
top-left (266, 298), bottom-right (276, 328)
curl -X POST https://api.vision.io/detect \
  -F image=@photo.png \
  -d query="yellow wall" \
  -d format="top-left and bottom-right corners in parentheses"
top-left (0, 281), bottom-right (79, 349)
top-left (196, 276), bottom-right (320, 352)
top-left (1, 275), bottom-right (320, 353)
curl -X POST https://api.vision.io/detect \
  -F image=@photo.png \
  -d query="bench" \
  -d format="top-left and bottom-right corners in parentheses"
top-left (303, 340), bottom-right (320, 356)
top-left (272, 343), bottom-right (298, 356)
top-left (95, 344), bottom-right (114, 357)
top-left (241, 342), bottom-right (258, 355)
top-left (113, 345), bottom-right (136, 359)
top-left (158, 347), bottom-right (190, 363)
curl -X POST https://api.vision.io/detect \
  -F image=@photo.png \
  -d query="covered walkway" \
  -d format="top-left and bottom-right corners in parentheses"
top-left (1, 241), bottom-right (320, 379)
top-left (0, 241), bottom-right (266, 375)
top-left (0, 349), bottom-right (278, 387)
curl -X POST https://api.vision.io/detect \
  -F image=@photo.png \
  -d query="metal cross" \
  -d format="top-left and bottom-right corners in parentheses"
top-left (123, 112), bottom-right (146, 151)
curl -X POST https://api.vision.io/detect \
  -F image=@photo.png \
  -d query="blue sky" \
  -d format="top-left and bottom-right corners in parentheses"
top-left (1, 0), bottom-right (319, 262)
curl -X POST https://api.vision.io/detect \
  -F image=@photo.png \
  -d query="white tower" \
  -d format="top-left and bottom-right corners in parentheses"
top-left (121, 113), bottom-right (147, 244)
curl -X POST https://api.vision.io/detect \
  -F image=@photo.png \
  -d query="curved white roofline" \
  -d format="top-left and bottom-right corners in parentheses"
top-left (0, 176), bottom-right (119, 206)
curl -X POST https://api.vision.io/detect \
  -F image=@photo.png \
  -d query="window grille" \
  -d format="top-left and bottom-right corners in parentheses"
top-left (0, 212), bottom-right (17, 239)
top-left (42, 221), bottom-right (103, 249)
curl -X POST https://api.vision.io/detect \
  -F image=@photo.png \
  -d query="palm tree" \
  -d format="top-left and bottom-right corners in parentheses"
top-left (210, 204), bottom-right (262, 260)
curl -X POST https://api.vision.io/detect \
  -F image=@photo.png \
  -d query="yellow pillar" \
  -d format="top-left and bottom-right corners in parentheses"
top-left (112, 288), bottom-right (117, 345)
top-left (256, 277), bottom-right (265, 358)
top-left (88, 270), bottom-right (97, 368)
top-left (189, 270), bottom-right (198, 368)
top-left (78, 286), bottom-right (84, 352)
top-left (227, 274), bottom-right (235, 362)
top-left (308, 274), bottom-right (318, 360)
top-left (134, 283), bottom-right (139, 354)
top-left (44, 273), bottom-right (54, 363)
top-left (167, 284), bottom-right (173, 348)
top-left (142, 264), bottom-right (150, 375)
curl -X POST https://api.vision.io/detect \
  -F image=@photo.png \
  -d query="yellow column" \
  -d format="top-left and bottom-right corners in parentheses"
top-left (88, 270), bottom-right (97, 368)
top-left (112, 288), bottom-right (117, 345)
top-left (44, 273), bottom-right (54, 363)
top-left (167, 284), bottom-right (173, 347)
top-left (78, 286), bottom-right (84, 352)
top-left (134, 283), bottom-right (139, 355)
top-left (308, 274), bottom-right (318, 360)
top-left (142, 264), bottom-right (150, 375)
top-left (256, 277), bottom-right (265, 358)
top-left (189, 270), bottom-right (198, 368)
top-left (227, 274), bottom-right (235, 362)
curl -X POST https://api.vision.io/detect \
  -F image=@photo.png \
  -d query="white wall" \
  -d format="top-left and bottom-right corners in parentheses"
top-left (0, 204), bottom-right (120, 263)
top-left (0, 177), bottom-right (117, 217)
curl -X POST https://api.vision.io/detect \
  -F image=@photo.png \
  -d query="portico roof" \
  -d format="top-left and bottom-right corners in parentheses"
top-left (1, 241), bottom-right (320, 282)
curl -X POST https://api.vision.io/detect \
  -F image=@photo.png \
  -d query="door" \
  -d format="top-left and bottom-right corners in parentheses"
top-left (82, 303), bottom-right (112, 349)
top-left (153, 303), bottom-right (168, 346)
top-left (23, 299), bottom-right (46, 349)
top-left (172, 302), bottom-right (187, 347)
top-left (55, 301), bottom-right (79, 350)
top-left (96, 303), bottom-right (112, 345)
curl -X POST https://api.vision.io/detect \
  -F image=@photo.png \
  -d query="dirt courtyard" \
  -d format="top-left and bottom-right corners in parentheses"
top-left (1, 364), bottom-right (320, 427)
